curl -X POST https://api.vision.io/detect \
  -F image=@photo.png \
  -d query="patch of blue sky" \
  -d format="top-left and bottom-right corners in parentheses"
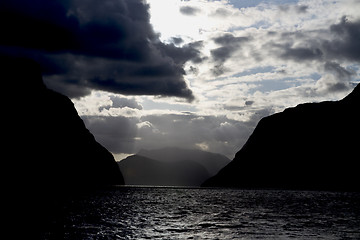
top-left (248, 74), bottom-right (321, 94)
top-left (347, 63), bottom-right (360, 73)
top-left (207, 66), bottom-right (276, 84)
top-left (229, 20), bottom-right (272, 32)
top-left (248, 79), bottom-right (294, 94)
top-left (351, 63), bottom-right (360, 84)
top-left (228, 0), bottom-right (299, 9)
top-left (310, 72), bottom-right (321, 80)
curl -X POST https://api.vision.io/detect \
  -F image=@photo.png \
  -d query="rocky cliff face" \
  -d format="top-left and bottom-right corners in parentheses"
top-left (0, 56), bottom-right (124, 239)
top-left (203, 84), bottom-right (360, 191)
top-left (3, 57), bottom-right (124, 238)
top-left (4, 57), bottom-right (124, 189)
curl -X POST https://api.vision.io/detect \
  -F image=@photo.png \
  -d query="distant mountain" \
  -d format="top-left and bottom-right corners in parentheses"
top-left (119, 155), bottom-right (209, 186)
top-left (119, 147), bottom-right (231, 186)
top-left (203, 84), bottom-right (360, 191)
top-left (3, 57), bottom-right (124, 238)
top-left (138, 147), bottom-right (231, 176)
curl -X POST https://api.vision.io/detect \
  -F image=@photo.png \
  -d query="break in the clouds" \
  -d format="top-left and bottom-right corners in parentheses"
top-left (112, 0), bottom-right (359, 158)
top-left (0, 0), bottom-right (197, 101)
top-left (82, 112), bottom-right (261, 159)
top-left (3, 0), bottom-right (359, 159)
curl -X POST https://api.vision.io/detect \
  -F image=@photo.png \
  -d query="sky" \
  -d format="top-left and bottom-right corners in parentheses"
top-left (1, 0), bottom-right (359, 160)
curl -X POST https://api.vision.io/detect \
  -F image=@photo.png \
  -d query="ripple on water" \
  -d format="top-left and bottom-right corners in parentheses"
top-left (63, 187), bottom-right (360, 239)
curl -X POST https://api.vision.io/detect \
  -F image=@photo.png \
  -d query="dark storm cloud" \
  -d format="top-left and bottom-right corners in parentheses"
top-left (279, 4), bottom-right (308, 14)
top-left (324, 16), bottom-right (360, 62)
top-left (280, 47), bottom-right (323, 61)
top-left (156, 41), bottom-right (204, 65)
top-left (210, 34), bottom-right (250, 76)
top-left (268, 17), bottom-right (360, 93)
top-left (322, 61), bottom-right (356, 92)
top-left (0, 0), bottom-right (197, 101)
top-left (0, 0), bottom-right (75, 51)
top-left (171, 37), bottom-right (184, 45)
top-left (49, 55), bottom-right (195, 100)
top-left (275, 17), bottom-right (360, 63)
top-left (179, 6), bottom-right (201, 16)
top-left (245, 100), bottom-right (255, 106)
top-left (213, 34), bottom-right (250, 46)
top-left (0, 0), bottom-right (152, 59)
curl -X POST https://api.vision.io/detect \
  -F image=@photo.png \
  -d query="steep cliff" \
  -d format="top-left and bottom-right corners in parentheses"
top-left (3, 57), bottom-right (124, 189)
top-left (3, 57), bottom-right (124, 238)
top-left (203, 84), bottom-right (360, 191)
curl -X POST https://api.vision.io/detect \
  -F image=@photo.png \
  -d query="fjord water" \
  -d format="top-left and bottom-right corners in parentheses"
top-left (63, 187), bottom-right (360, 239)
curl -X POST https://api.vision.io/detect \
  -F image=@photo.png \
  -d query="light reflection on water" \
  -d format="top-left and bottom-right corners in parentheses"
top-left (64, 187), bottom-right (360, 239)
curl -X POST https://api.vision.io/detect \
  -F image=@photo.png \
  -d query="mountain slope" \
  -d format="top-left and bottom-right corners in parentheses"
top-left (203, 84), bottom-right (360, 191)
top-left (119, 155), bottom-right (209, 186)
top-left (119, 147), bottom-right (231, 186)
top-left (138, 147), bottom-right (231, 176)
top-left (3, 57), bottom-right (124, 238)
top-left (4, 57), bottom-right (124, 189)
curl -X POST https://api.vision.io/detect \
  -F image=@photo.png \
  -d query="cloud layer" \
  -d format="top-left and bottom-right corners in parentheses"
top-left (3, 0), bottom-right (359, 159)
top-left (99, 0), bottom-right (359, 158)
top-left (0, 0), bottom-right (197, 101)
top-left (82, 112), bottom-right (260, 159)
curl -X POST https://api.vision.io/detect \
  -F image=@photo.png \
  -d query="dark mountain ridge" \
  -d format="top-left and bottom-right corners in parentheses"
top-left (138, 147), bottom-right (231, 176)
top-left (203, 84), bottom-right (360, 191)
top-left (119, 147), bottom-right (231, 186)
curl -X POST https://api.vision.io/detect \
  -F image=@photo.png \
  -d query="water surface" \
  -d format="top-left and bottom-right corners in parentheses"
top-left (63, 187), bottom-right (360, 239)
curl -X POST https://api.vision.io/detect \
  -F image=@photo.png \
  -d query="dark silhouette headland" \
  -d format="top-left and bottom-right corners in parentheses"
top-left (203, 84), bottom-right (360, 191)
top-left (3, 56), bottom-right (124, 238)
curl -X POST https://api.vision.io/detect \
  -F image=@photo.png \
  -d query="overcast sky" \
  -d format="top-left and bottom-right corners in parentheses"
top-left (1, 0), bottom-right (359, 159)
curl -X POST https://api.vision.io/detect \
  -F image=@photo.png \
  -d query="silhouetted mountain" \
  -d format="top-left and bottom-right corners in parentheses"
top-left (4, 57), bottom-right (124, 188)
top-left (203, 84), bottom-right (360, 191)
top-left (3, 56), bottom-right (124, 238)
top-left (138, 147), bottom-right (231, 176)
top-left (119, 155), bottom-right (209, 186)
top-left (119, 148), bottom-right (230, 186)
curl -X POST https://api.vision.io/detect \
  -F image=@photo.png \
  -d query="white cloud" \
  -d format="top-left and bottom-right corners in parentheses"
top-left (73, 0), bottom-right (360, 158)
